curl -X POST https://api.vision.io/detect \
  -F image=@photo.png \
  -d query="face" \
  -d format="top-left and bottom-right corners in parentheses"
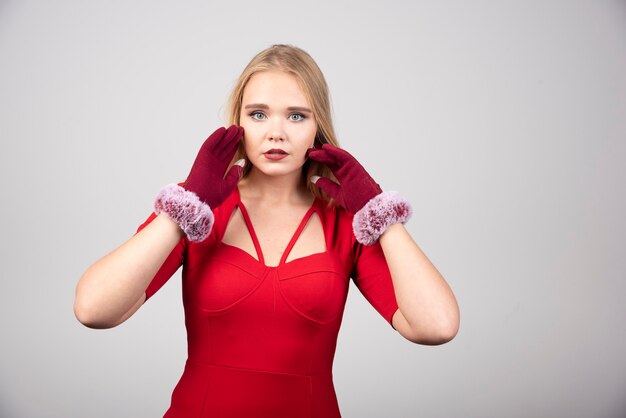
top-left (239, 70), bottom-right (317, 178)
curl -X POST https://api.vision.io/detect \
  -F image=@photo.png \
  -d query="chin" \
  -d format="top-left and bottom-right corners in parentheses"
top-left (250, 161), bottom-right (304, 178)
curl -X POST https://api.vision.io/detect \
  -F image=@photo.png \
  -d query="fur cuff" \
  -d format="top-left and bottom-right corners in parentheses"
top-left (154, 184), bottom-right (214, 242)
top-left (352, 191), bottom-right (413, 245)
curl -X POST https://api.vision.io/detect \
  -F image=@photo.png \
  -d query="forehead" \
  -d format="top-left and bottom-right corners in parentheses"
top-left (242, 70), bottom-right (310, 107)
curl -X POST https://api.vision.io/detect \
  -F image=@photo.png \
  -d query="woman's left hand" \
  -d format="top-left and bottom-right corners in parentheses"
top-left (307, 143), bottom-right (382, 214)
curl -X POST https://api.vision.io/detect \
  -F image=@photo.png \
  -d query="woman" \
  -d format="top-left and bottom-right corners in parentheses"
top-left (74, 44), bottom-right (459, 417)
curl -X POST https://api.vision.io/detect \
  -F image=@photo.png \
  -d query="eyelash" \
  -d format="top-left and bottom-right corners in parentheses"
top-left (248, 111), bottom-right (306, 122)
top-left (248, 111), bottom-right (265, 120)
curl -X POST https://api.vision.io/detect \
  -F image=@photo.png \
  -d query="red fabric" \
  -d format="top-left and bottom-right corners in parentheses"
top-left (135, 188), bottom-right (399, 417)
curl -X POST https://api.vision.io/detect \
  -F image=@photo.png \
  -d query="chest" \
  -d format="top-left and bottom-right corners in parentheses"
top-left (182, 199), bottom-right (356, 324)
top-left (222, 205), bottom-right (326, 267)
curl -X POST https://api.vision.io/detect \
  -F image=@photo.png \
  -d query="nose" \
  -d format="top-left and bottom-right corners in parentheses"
top-left (267, 119), bottom-right (285, 142)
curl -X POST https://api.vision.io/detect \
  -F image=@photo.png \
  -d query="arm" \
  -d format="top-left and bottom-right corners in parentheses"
top-left (380, 224), bottom-right (459, 345)
top-left (74, 214), bottom-right (184, 329)
top-left (74, 125), bottom-right (245, 329)
top-left (308, 144), bottom-right (459, 345)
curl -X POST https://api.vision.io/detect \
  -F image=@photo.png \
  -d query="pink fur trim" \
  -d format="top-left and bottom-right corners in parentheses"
top-left (352, 191), bottom-right (413, 245)
top-left (154, 184), bottom-right (214, 242)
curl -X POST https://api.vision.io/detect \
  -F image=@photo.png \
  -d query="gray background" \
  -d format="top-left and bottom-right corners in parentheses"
top-left (1, 0), bottom-right (625, 417)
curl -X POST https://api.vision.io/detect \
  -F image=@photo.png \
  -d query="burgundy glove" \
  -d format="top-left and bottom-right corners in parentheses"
top-left (307, 143), bottom-right (412, 245)
top-left (307, 144), bottom-right (382, 213)
top-left (154, 126), bottom-right (245, 242)
top-left (183, 125), bottom-right (245, 208)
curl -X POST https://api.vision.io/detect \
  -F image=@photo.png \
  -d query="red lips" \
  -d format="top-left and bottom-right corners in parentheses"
top-left (263, 149), bottom-right (289, 161)
top-left (264, 149), bottom-right (288, 155)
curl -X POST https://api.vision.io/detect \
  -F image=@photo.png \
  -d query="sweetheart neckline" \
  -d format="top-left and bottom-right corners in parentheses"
top-left (218, 241), bottom-right (331, 269)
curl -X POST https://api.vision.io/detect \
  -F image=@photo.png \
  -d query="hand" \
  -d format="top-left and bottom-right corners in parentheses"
top-left (307, 143), bottom-right (382, 214)
top-left (184, 125), bottom-right (245, 209)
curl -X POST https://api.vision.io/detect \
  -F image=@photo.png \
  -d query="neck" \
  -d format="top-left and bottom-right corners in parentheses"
top-left (238, 167), bottom-right (311, 206)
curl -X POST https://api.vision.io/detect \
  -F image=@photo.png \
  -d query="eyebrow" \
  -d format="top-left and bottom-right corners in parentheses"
top-left (244, 103), bottom-right (312, 113)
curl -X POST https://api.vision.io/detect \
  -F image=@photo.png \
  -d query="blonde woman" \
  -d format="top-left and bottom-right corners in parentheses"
top-left (74, 44), bottom-right (459, 417)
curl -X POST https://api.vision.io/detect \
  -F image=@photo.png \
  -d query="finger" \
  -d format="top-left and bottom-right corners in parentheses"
top-left (204, 126), bottom-right (227, 153)
top-left (215, 125), bottom-right (242, 158)
top-left (223, 160), bottom-right (245, 189)
top-left (307, 148), bottom-right (341, 167)
top-left (321, 144), bottom-right (367, 179)
top-left (312, 176), bottom-right (342, 202)
top-left (219, 126), bottom-right (244, 161)
top-left (215, 126), bottom-right (243, 161)
top-left (321, 143), bottom-right (356, 162)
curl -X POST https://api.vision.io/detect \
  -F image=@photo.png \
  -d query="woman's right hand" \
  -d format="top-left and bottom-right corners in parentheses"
top-left (183, 125), bottom-right (245, 208)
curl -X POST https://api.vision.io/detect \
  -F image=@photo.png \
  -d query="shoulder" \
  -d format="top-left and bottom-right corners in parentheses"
top-left (314, 199), bottom-right (360, 255)
top-left (213, 188), bottom-right (238, 216)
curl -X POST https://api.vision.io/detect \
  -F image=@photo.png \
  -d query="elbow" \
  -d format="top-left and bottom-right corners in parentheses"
top-left (405, 312), bottom-right (460, 346)
top-left (417, 300), bottom-right (461, 345)
top-left (74, 271), bottom-right (124, 329)
top-left (424, 320), bottom-right (459, 345)
top-left (407, 322), bottom-right (459, 346)
top-left (73, 298), bottom-right (119, 330)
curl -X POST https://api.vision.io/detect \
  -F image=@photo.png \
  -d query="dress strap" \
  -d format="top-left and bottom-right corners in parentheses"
top-left (235, 202), bottom-right (265, 265)
top-left (279, 205), bottom-right (317, 266)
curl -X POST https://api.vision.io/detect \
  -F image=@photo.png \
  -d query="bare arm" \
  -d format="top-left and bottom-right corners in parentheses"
top-left (74, 127), bottom-right (245, 329)
top-left (381, 224), bottom-right (460, 345)
top-left (73, 214), bottom-right (184, 329)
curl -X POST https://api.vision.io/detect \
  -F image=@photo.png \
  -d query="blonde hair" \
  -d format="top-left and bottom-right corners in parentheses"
top-left (225, 44), bottom-right (338, 203)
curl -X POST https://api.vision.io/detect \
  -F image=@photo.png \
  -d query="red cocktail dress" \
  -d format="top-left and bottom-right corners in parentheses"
top-left (136, 188), bottom-right (398, 417)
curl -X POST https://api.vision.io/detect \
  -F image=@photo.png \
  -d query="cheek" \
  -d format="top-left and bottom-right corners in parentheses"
top-left (239, 119), bottom-right (253, 137)
top-left (240, 122), bottom-right (260, 147)
top-left (242, 138), bottom-right (254, 157)
top-left (289, 122), bottom-right (317, 142)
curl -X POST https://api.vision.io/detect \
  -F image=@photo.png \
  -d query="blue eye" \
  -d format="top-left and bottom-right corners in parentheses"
top-left (289, 113), bottom-right (305, 121)
top-left (250, 111), bottom-right (266, 120)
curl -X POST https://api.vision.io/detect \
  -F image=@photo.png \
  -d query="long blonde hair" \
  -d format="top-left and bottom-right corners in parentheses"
top-left (225, 44), bottom-right (338, 202)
